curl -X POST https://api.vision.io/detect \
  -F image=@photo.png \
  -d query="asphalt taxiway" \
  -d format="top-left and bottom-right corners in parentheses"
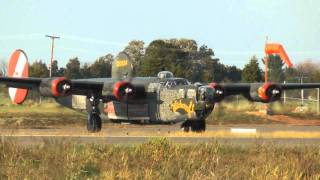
top-left (1, 124), bottom-right (320, 146)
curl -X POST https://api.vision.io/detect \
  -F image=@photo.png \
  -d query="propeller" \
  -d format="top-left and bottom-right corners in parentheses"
top-left (208, 82), bottom-right (225, 102)
top-left (111, 52), bottom-right (146, 101)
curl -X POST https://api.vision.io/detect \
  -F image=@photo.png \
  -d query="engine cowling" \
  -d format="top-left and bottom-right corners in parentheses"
top-left (101, 81), bottom-right (146, 101)
top-left (113, 81), bottom-right (134, 100)
top-left (249, 83), bottom-right (282, 103)
top-left (208, 83), bottom-right (225, 102)
top-left (197, 83), bottom-right (225, 103)
top-left (39, 77), bottom-right (72, 97)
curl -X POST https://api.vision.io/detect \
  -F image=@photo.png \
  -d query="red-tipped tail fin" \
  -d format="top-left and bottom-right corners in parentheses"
top-left (7, 49), bottom-right (29, 104)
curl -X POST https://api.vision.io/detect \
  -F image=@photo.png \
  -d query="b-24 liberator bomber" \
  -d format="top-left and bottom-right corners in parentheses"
top-left (1, 49), bottom-right (320, 132)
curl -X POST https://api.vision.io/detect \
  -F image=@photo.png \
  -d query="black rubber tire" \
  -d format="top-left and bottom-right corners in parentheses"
top-left (181, 121), bottom-right (191, 132)
top-left (181, 126), bottom-right (190, 132)
top-left (87, 113), bottom-right (102, 133)
top-left (190, 119), bottom-right (206, 132)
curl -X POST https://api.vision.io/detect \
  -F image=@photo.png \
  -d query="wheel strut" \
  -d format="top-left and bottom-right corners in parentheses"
top-left (87, 95), bottom-right (102, 132)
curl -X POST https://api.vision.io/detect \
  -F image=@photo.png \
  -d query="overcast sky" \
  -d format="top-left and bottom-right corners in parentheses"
top-left (0, 0), bottom-right (319, 68)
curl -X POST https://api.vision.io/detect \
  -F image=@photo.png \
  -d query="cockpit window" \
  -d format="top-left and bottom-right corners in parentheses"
top-left (165, 81), bottom-right (176, 88)
top-left (176, 79), bottom-right (190, 85)
top-left (162, 79), bottom-right (190, 88)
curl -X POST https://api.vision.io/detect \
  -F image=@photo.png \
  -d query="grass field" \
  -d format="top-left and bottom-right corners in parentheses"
top-left (0, 138), bottom-right (319, 179)
top-left (0, 90), bottom-right (87, 127)
top-left (1, 92), bottom-right (320, 128)
top-left (1, 90), bottom-right (320, 179)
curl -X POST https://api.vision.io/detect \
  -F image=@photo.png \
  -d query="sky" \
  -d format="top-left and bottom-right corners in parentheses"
top-left (0, 0), bottom-right (319, 68)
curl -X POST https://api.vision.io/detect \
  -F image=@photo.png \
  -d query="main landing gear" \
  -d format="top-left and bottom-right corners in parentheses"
top-left (181, 119), bottom-right (206, 132)
top-left (87, 95), bottom-right (102, 132)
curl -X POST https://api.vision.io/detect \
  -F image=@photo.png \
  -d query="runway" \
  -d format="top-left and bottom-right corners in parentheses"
top-left (1, 124), bottom-right (320, 146)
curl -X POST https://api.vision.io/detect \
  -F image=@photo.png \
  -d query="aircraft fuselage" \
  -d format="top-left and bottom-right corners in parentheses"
top-left (56, 77), bottom-right (214, 125)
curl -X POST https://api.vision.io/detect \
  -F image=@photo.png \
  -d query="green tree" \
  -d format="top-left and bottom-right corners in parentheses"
top-left (197, 45), bottom-right (217, 82)
top-left (0, 58), bottom-right (7, 76)
top-left (58, 67), bottom-right (66, 77)
top-left (187, 60), bottom-right (203, 82)
top-left (212, 60), bottom-right (227, 82)
top-left (138, 39), bottom-right (235, 83)
top-left (167, 39), bottom-right (198, 51)
top-left (80, 63), bottom-right (91, 78)
top-left (89, 54), bottom-right (113, 78)
top-left (225, 65), bottom-right (242, 82)
top-left (185, 43), bottom-right (234, 83)
top-left (29, 60), bottom-right (49, 77)
top-left (139, 39), bottom-right (197, 78)
top-left (284, 67), bottom-right (299, 82)
top-left (51, 60), bottom-right (59, 77)
top-left (139, 40), bottom-right (174, 76)
top-left (266, 55), bottom-right (285, 82)
top-left (123, 40), bottom-right (145, 75)
top-left (242, 56), bottom-right (262, 83)
top-left (167, 39), bottom-right (197, 79)
top-left (296, 60), bottom-right (320, 83)
top-left (64, 57), bottom-right (82, 79)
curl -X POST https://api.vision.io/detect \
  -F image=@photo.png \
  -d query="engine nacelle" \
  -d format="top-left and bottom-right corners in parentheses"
top-left (113, 81), bottom-right (134, 100)
top-left (39, 77), bottom-right (72, 97)
top-left (208, 83), bottom-right (225, 102)
top-left (104, 81), bottom-right (146, 101)
top-left (249, 83), bottom-right (282, 103)
top-left (197, 83), bottom-right (225, 103)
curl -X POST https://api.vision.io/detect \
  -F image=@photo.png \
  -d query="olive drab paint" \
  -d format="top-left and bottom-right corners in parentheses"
top-left (111, 52), bottom-right (133, 80)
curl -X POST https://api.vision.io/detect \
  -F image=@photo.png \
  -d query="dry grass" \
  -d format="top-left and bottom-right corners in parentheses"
top-left (0, 92), bottom-right (86, 127)
top-left (0, 138), bottom-right (319, 179)
top-left (271, 100), bottom-right (320, 119)
top-left (1, 91), bottom-right (320, 127)
top-left (211, 98), bottom-right (320, 123)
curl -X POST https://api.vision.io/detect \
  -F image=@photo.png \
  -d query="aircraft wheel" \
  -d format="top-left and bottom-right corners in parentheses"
top-left (190, 119), bottom-right (206, 132)
top-left (181, 126), bottom-right (190, 132)
top-left (87, 113), bottom-right (102, 133)
top-left (181, 121), bottom-right (190, 132)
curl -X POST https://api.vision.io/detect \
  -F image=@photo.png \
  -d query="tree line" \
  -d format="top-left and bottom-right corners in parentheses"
top-left (2, 39), bottom-right (320, 84)
top-left (27, 39), bottom-right (243, 83)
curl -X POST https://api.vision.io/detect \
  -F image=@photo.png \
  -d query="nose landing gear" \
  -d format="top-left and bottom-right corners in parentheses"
top-left (87, 95), bottom-right (102, 132)
top-left (181, 119), bottom-right (206, 132)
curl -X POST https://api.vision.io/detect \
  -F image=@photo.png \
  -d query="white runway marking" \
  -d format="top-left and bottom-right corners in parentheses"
top-left (231, 128), bottom-right (257, 134)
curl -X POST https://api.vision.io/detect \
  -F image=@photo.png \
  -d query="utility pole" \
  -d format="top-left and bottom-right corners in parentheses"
top-left (45, 34), bottom-right (60, 77)
top-left (264, 36), bottom-right (269, 83)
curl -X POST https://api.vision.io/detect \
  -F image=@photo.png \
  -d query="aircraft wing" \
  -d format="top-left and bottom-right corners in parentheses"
top-left (0, 76), bottom-right (145, 104)
top-left (223, 83), bottom-right (320, 94)
top-left (0, 77), bottom-right (105, 95)
top-left (0, 77), bottom-right (43, 89)
top-left (0, 77), bottom-right (103, 92)
top-left (220, 82), bottom-right (320, 103)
